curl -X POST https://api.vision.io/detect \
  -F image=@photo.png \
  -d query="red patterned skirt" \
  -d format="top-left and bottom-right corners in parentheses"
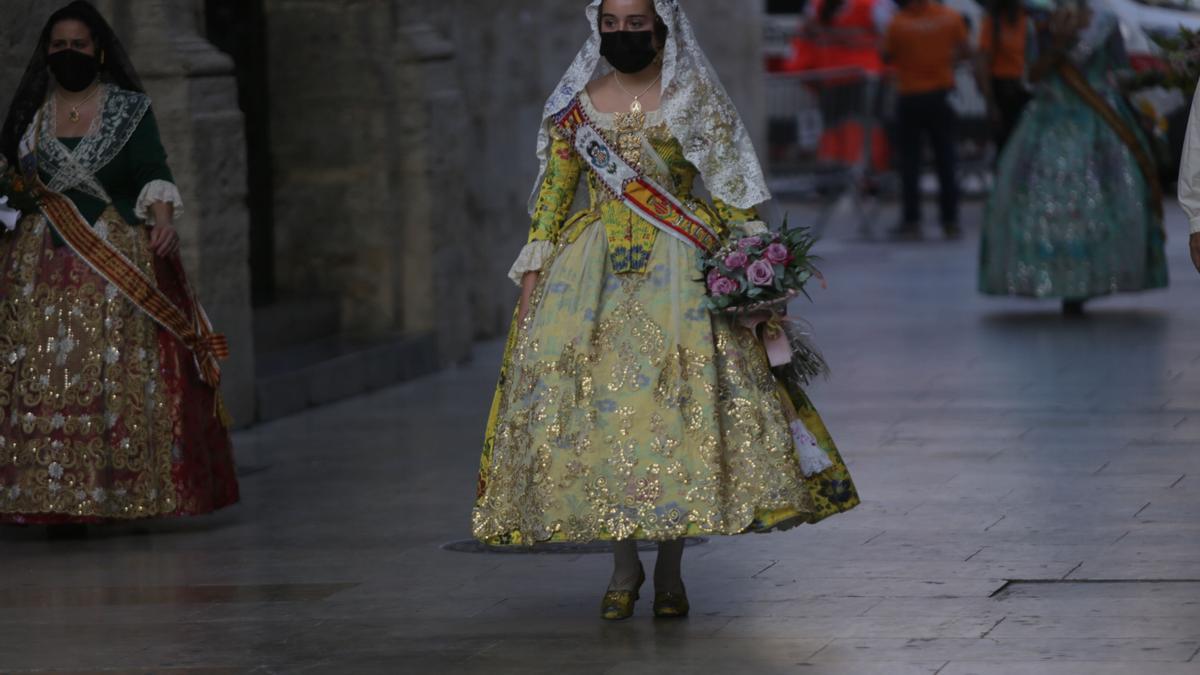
top-left (0, 209), bottom-right (238, 524)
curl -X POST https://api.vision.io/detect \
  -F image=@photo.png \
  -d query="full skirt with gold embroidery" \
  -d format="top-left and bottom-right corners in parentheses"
top-left (0, 209), bottom-right (239, 523)
top-left (472, 222), bottom-right (858, 544)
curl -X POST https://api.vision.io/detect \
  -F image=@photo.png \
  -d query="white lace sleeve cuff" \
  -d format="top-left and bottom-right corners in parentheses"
top-left (134, 180), bottom-right (184, 225)
top-left (507, 240), bottom-right (555, 286)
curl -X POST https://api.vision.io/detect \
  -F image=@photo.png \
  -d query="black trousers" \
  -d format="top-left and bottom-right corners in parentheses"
top-left (991, 77), bottom-right (1030, 154)
top-left (896, 89), bottom-right (959, 225)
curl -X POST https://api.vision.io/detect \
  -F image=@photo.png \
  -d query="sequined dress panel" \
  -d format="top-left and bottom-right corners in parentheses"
top-left (473, 93), bottom-right (858, 544)
top-left (979, 19), bottom-right (1168, 298)
top-left (0, 99), bottom-right (238, 522)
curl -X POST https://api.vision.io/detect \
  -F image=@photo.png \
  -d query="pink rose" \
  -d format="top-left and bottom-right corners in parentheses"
top-left (710, 275), bottom-right (739, 296)
top-left (746, 259), bottom-right (775, 287)
top-left (724, 251), bottom-right (749, 269)
top-left (737, 236), bottom-right (763, 252)
top-left (765, 242), bottom-right (791, 265)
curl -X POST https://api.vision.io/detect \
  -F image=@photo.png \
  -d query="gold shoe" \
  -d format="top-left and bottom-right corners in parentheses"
top-left (600, 564), bottom-right (645, 621)
top-left (652, 584), bottom-right (690, 618)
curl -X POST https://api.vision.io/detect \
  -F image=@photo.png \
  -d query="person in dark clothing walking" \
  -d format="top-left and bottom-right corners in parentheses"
top-left (883, 0), bottom-right (971, 239)
top-left (977, 0), bottom-right (1036, 155)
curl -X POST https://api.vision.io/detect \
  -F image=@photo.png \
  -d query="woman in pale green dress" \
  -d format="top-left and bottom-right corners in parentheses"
top-left (472, 0), bottom-right (859, 620)
top-left (979, 0), bottom-right (1167, 313)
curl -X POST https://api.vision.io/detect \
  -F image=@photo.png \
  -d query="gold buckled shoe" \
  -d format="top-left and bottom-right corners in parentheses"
top-left (652, 583), bottom-right (689, 618)
top-left (600, 564), bottom-right (645, 621)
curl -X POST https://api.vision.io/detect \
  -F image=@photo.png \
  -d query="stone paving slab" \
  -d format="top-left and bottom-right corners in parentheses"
top-left (939, 665), bottom-right (1200, 675)
top-left (2, 201), bottom-right (1200, 673)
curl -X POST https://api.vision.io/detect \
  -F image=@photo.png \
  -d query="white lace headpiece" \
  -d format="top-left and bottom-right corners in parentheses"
top-left (529, 0), bottom-right (771, 215)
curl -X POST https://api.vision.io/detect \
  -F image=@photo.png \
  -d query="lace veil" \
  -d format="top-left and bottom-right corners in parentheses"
top-left (529, 0), bottom-right (771, 215)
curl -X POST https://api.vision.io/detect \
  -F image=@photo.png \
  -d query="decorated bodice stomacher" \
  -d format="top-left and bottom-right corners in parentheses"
top-left (528, 92), bottom-right (758, 275)
top-left (19, 85), bottom-right (182, 228)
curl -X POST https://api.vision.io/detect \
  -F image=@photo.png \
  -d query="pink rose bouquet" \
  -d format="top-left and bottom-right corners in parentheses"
top-left (697, 219), bottom-right (828, 387)
top-left (697, 219), bottom-right (819, 313)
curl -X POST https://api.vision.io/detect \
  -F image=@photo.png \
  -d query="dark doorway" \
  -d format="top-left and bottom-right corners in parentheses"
top-left (205, 0), bottom-right (275, 306)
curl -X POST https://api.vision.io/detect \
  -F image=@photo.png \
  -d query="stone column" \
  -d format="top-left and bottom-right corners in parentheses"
top-left (393, 23), bottom-right (471, 362)
top-left (0, 2), bottom-right (48, 100)
top-left (98, 0), bottom-right (255, 424)
top-left (263, 0), bottom-right (399, 339)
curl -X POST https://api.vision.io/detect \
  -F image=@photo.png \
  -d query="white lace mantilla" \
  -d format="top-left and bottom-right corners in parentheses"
top-left (19, 85), bottom-right (152, 204)
top-left (530, 0), bottom-right (771, 215)
top-left (507, 240), bottom-right (556, 286)
top-left (135, 180), bottom-right (184, 225)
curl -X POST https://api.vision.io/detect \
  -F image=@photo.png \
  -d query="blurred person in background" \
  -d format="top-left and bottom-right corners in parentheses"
top-left (883, 0), bottom-right (972, 239)
top-left (784, 0), bottom-right (896, 174)
top-left (1175, 81), bottom-right (1200, 275)
top-left (979, 0), bottom-right (1167, 313)
top-left (472, 0), bottom-right (858, 621)
top-left (977, 0), bottom-right (1037, 156)
top-left (0, 2), bottom-right (238, 533)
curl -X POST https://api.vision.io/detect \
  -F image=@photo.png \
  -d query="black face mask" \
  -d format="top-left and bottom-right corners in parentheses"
top-left (600, 30), bottom-right (658, 74)
top-left (48, 49), bottom-right (100, 92)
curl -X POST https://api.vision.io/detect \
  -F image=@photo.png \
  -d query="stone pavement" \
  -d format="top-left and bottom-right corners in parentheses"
top-left (2, 200), bottom-right (1200, 674)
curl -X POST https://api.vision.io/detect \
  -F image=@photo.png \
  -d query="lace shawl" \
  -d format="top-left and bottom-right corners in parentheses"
top-left (19, 85), bottom-right (151, 203)
top-left (530, 0), bottom-right (771, 215)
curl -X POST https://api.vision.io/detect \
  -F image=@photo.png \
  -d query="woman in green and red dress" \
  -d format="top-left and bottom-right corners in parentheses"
top-left (0, 2), bottom-right (238, 528)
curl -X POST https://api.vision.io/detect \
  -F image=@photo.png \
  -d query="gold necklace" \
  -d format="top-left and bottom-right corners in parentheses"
top-left (613, 69), bottom-right (662, 114)
top-left (60, 83), bottom-right (101, 123)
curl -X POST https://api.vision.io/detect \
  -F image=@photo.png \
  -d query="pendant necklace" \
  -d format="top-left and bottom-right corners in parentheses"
top-left (61, 83), bottom-right (101, 123)
top-left (613, 69), bottom-right (661, 168)
top-left (614, 69), bottom-right (662, 115)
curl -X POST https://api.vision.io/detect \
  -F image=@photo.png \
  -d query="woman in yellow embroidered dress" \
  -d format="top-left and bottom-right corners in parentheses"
top-left (472, 0), bottom-right (858, 620)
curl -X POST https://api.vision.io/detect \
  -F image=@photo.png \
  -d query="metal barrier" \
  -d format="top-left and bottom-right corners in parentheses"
top-left (948, 62), bottom-right (994, 194)
top-left (765, 62), bottom-right (997, 236)
top-left (765, 67), bottom-right (886, 237)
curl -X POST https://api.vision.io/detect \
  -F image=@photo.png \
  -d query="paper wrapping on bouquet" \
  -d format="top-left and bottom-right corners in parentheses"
top-left (728, 291), bottom-right (802, 368)
top-left (737, 311), bottom-right (794, 367)
top-left (0, 197), bottom-right (17, 231)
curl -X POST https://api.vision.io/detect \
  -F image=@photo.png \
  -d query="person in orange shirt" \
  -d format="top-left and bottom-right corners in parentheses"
top-left (883, 0), bottom-right (971, 239)
top-left (785, 0), bottom-right (896, 173)
top-left (789, 0), bottom-right (894, 73)
top-left (977, 0), bottom-right (1036, 154)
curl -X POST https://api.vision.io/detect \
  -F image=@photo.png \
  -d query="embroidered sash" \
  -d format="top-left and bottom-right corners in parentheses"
top-left (21, 110), bottom-right (228, 388)
top-left (554, 97), bottom-right (721, 253)
top-left (1058, 61), bottom-right (1164, 224)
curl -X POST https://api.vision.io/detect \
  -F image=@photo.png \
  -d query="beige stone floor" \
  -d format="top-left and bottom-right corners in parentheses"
top-left (2, 201), bottom-right (1200, 674)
